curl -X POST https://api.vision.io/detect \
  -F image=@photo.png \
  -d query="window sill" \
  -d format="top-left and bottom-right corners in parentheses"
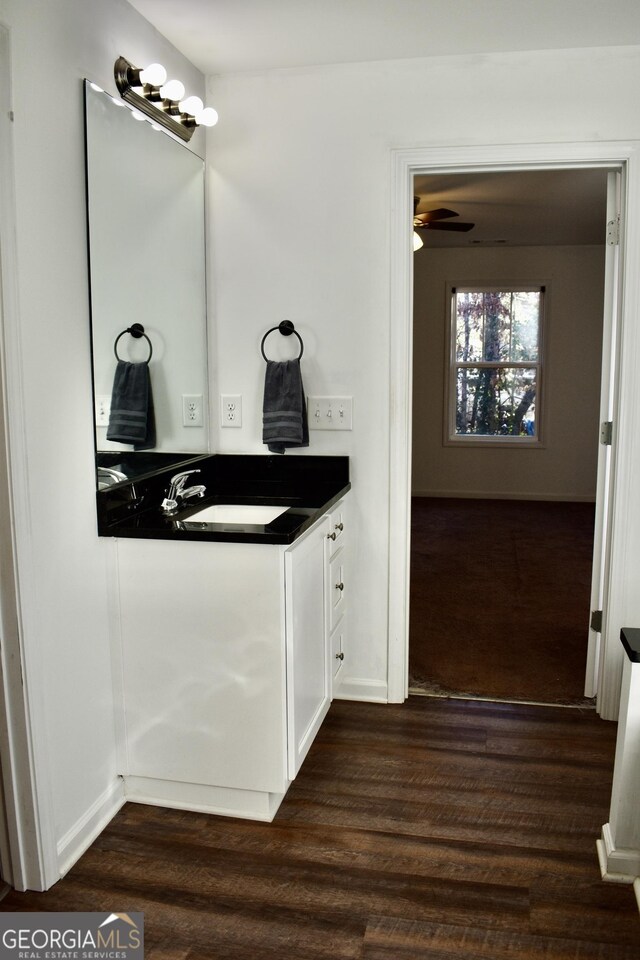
top-left (444, 435), bottom-right (544, 449)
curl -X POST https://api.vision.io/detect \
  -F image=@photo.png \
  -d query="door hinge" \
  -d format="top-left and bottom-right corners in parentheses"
top-left (600, 421), bottom-right (613, 445)
top-left (590, 609), bottom-right (603, 633)
top-left (606, 215), bottom-right (620, 245)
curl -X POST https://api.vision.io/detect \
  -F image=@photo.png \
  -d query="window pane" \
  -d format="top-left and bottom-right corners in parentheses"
top-left (455, 290), bottom-right (541, 364)
top-left (455, 366), bottom-right (537, 437)
top-left (455, 291), bottom-right (484, 362)
top-left (511, 291), bottom-right (540, 361)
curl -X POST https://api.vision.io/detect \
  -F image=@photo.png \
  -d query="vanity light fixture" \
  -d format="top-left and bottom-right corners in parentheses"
top-left (114, 56), bottom-right (218, 142)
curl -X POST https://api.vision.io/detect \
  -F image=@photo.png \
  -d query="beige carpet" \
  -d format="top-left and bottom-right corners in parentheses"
top-left (409, 497), bottom-right (596, 705)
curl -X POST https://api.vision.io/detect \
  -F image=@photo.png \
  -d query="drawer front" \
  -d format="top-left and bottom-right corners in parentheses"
top-left (329, 547), bottom-right (346, 633)
top-left (330, 618), bottom-right (346, 682)
top-left (327, 499), bottom-right (347, 555)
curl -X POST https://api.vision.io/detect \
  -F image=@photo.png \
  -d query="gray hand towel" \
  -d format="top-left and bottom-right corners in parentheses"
top-left (106, 360), bottom-right (156, 450)
top-left (262, 359), bottom-right (309, 454)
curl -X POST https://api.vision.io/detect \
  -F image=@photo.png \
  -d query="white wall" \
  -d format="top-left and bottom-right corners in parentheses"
top-left (0, 0), bottom-right (204, 884)
top-left (206, 44), bottom-right (640, 697)
top-left (412, 244), bottom-right (606, 500)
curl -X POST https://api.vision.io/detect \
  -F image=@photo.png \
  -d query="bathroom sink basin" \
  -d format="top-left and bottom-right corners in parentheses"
top-left (186, 504), bottom-right (289, 525)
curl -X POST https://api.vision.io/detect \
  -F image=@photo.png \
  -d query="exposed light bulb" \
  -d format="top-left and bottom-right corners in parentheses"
top-left (179, 95), bottom-right (204, 116)
top-left (139, 62), bottom-right (167, 87)
top-left (413, 230), bottom-right (424, 252)
top-left (160, 79), bottom-right (185, 101)
top-left (196, 107), bottom-right (219, 127)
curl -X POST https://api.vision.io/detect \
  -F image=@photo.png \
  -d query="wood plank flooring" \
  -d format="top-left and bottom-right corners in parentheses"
top-left (2, 697), bottom-right (638, 958)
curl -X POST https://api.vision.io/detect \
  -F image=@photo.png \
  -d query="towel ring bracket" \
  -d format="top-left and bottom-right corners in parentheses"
top-left (261, 320), bottom-right (304, 361)
top-left (114, 324), bottom-right (153, 362)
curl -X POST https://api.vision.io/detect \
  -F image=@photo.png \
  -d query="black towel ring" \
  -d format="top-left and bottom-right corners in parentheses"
top-left (260, 320), bottom-right (304, 361)
top-left (114, 323), bottom-right (153, 362)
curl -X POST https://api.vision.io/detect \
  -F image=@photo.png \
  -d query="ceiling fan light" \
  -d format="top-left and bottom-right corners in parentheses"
top-left (413, 231), bottom-right (424, 252)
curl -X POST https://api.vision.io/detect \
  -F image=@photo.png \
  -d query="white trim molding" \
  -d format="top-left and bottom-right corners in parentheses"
top-left (388, 140), bottom-right (640, 719)
top-left (0, 23), bottom-right (57, 892)
top-left (597, 822), bottom-right (640, 884)
top-left (335, 678), bottom-right (389, 703)
top-left (598, 638), bottom-right (640, 885)
top-left (57, 779), bottom-right (125, 879)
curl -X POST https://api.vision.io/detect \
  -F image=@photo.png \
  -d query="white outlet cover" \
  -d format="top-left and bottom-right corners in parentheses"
top-left (96, 395), bottom-right (111, 427)
top-left (182, 394), bottom-right (204, 427)
top-left (220, 394), bottom-right (242, 428)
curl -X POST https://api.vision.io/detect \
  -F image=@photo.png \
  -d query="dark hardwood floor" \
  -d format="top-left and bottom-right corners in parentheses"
top-left (2, 697), bottom-right (638, 958)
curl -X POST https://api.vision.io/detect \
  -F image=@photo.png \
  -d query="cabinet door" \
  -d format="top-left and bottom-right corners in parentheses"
top-left (285, 516), bottom-right (331, 779)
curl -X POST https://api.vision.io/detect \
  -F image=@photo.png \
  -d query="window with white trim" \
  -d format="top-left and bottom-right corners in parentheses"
top-left (447, 286), bottom-right (545, 444)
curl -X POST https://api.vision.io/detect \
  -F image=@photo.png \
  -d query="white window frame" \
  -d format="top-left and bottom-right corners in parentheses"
top-left (444, 282), bottom-right (547, 447)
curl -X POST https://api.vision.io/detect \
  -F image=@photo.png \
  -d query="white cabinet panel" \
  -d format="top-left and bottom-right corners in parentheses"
top-left (285, 516), bottom-right (331, 779)
top-left (116, 538), bottom-right (288, 795)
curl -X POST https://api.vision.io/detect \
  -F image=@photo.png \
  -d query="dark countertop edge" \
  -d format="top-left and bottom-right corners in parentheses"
top-left (99, 482), bottom-right (351, 545)
top-left (620, 628), bottom-right (640, 663)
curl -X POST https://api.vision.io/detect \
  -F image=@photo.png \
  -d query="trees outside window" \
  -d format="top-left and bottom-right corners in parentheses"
top-left (448, 286), bottom-right (544, 443)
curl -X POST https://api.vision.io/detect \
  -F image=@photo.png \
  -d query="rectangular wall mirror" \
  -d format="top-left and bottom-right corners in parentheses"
top-left (84, 81), bottom-right (209, 488)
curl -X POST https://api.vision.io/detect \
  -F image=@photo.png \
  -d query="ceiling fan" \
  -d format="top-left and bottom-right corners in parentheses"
top-left (413, 198), bottom-right (475, 232)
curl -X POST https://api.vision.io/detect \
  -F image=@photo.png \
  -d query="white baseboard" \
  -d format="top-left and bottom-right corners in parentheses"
top-left (411, 489), bottom-right (596, 502)
top-left (124, 775), bottom-right (286, 822)
top-left (335, 678), bottom-right (388, 702)
top-left (597, 823), bottom-right (640, 883)
top-left (56, 778), bottom-right (125, 879)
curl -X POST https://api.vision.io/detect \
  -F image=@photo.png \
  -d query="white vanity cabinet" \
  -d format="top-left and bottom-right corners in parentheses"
top-left (112, 505), bottom-right (339, 821)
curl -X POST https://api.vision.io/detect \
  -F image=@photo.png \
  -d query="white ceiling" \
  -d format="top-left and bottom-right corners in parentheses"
top-left (414, 169), bottom-right (611, 248)
top-left (126, 3), bottom-right (619, 247)
top-left (127, 0), bottom-right (640, 76)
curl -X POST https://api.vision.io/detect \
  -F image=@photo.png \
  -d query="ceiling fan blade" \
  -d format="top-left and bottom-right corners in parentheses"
top-left (417, 221), bottom-right (475, 232)
top-left (414, 207), bottom-right (460, 224)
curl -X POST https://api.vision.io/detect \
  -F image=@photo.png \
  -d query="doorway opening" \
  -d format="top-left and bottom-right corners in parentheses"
top-left (408, 167), bottom-right (611, 705)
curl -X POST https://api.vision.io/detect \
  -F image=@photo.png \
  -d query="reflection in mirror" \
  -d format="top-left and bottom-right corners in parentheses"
top-left (84, 81), bottom-right (209, 488)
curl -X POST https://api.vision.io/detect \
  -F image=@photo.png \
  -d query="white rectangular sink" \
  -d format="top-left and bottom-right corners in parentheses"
top-left (186, 504), bottom-right (289, 525)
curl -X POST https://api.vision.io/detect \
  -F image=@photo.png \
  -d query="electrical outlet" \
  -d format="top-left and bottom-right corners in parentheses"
top-left (220, 394), bottom-right (242, 428)
top-left (308, 396), bottom-right (353, 430)
top-left (182, 394), bottom-right (204, 427)
top-left (96, 396), bottom-right (111, 427)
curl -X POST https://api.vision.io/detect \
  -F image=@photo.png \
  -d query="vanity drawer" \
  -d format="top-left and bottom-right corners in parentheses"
top-left (330, 617), bottom-right (346, 682)
top-left (326, 499), bottom-right (347, 555)
top-left (328, 546), bottom-right (346, 633)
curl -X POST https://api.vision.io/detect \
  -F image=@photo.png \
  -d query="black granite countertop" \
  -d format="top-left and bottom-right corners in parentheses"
top-left (620, 628), bottom-right (640, 663)
top-left (96, 454), bottom-right (350, 545)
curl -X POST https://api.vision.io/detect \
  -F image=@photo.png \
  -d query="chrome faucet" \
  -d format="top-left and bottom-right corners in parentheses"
top-left (161, 469), bottom-right (206, 515)
top-left (98, 466), bottom-right (128, 487)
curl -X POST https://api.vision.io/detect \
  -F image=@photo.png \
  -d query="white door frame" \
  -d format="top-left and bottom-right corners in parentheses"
top-left (0, 22), bottom-right (57, 890)
top-left (388, 140), bottom-right (640, 720)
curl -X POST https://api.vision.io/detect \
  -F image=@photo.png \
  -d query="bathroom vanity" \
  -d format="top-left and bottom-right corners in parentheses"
top-left (100, 454), bottom-right (350, 820)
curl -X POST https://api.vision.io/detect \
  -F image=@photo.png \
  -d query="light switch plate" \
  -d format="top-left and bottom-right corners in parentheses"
top-left (308, 396), bottom-right (353, 430)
